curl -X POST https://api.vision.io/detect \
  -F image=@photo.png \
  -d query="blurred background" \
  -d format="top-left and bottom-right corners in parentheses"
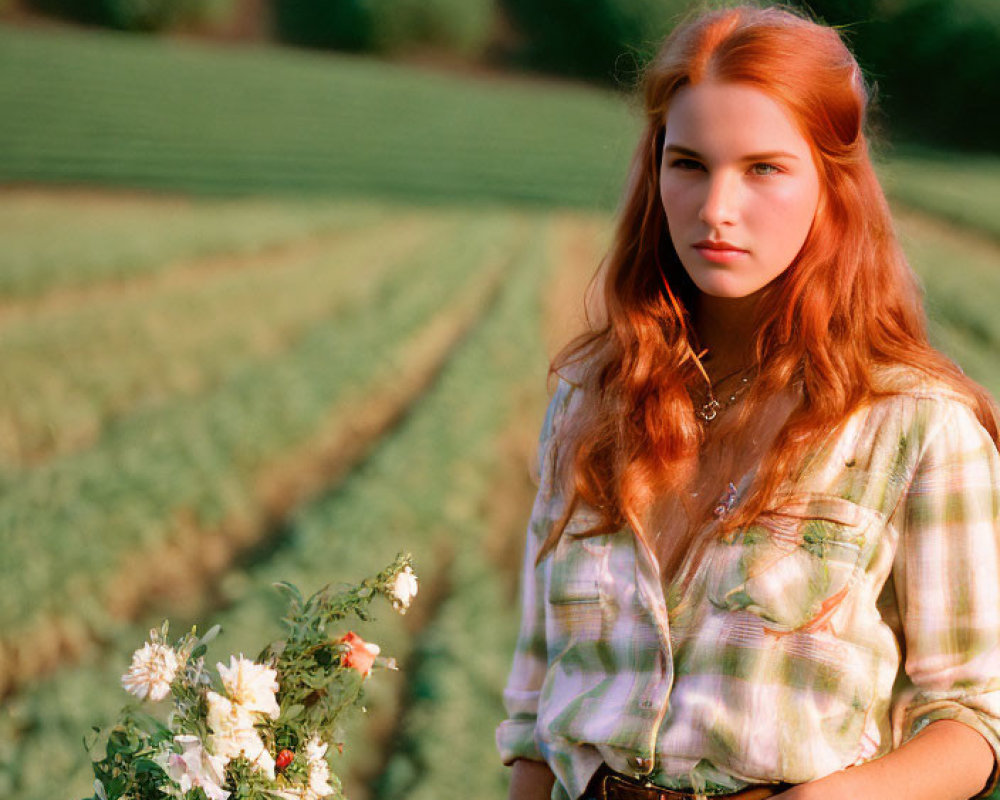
top-left (0, 1), bottom-right (998, 799)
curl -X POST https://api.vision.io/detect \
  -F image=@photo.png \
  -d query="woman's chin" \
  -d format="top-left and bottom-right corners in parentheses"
top-left (689, 277), bottom-right (760, 301)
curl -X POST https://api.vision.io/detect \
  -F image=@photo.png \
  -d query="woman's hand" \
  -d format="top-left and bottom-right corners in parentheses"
top-left (508, 758), bottom-right (556, 800)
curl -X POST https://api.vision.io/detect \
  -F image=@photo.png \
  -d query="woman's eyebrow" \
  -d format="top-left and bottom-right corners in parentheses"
top-left (663, 144), bottom-right (800, 161)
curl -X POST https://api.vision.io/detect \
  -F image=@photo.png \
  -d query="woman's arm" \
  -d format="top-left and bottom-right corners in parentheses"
top-left (778, 719), bottom-right (995, 800)
top-left (509, 758), bottom-right (557, 800)
top-left (783, 399), bottom-right (1000, 800)
top-left (498, 381), bottom-right (576, 780)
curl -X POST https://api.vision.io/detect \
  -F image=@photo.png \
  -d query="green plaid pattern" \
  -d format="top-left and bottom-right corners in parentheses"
top-left (497, 377), bottom-right (1000, 800)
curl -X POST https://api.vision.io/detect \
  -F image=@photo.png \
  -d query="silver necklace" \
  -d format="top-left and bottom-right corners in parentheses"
top-left (695, 370), bottom-right (754, 423)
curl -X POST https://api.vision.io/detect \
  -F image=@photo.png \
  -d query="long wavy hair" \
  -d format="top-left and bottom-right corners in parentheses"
top-left (541, 4), bottom-right (1000, 558)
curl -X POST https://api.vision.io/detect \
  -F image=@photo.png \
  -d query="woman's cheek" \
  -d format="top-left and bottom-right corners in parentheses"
top-left (756, 184), bottom-right (816, 239)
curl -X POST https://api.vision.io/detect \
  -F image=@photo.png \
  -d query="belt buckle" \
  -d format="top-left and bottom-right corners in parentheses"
top-left (604, 771), bottom-right (696, 800)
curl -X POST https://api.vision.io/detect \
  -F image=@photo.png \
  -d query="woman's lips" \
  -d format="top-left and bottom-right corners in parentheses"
top-left (692, 241), bottom-right (749, 263)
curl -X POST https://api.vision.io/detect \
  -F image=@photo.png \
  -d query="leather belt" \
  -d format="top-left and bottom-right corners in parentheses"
top-left (585, 765), bottom-right (794, 800)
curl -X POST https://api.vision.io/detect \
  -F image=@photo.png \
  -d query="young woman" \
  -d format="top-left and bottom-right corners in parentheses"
top-left (497, 6), bottom-right (1000, 800)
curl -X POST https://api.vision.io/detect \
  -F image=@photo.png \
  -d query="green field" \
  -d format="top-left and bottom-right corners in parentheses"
top-left (0, 20), bottom-right (998, 800)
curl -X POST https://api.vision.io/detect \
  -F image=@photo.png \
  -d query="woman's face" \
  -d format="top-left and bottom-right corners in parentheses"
top-left (658, 81), bottom-right (821, 299)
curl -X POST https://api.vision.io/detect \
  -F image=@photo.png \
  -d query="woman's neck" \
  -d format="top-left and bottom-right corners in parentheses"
top-left (694, 291), bottom-right (759, 377)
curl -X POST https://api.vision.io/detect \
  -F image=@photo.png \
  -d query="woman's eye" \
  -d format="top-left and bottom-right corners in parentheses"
top-left (750, 162), bottom-right (781, 176)
top-left (669, 158), bottom-right (704, 171)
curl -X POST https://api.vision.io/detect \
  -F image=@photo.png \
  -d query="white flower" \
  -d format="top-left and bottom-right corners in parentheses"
top-left (165, 735), bottom-right (230, 800)
top-left (121, 641), bottom-right (180, 701)
top-left (206, 691), bottom-right (276, 780)
top-left (207, 690), bottom-right (255, 734)
top-left (217, 655), bottom-right (280, 718)
top-left (302, 736), bottom-right (335, 800)
top-left (391, 566), bottom-right (418, 613)
top-left (270, 736), bottom-right (335, 800)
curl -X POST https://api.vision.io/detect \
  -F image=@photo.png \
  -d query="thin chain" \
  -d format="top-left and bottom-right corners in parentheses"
top-left (706, 365), bottom-right (747, 388)
top-left (695, 369), bottom-right (755, 423)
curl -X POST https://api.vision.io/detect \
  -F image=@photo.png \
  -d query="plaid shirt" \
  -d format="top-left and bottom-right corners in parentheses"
top-left (496, 375), bottom-right (1000, 800)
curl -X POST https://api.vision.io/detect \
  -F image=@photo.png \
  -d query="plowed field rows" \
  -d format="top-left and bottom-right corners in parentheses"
top-left (0, 188), bottom-right (608, 800)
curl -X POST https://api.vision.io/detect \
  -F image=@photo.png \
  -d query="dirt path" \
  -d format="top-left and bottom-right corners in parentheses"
top-left (0, 218), bottom-right (389, 330)
top-left (541, 212), bottom-right (611, 362)
top-left (892, 204), bottom-right (1000, 264)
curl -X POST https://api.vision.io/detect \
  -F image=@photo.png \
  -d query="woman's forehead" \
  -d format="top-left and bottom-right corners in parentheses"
top-left (662, 81), bottom-right (812, 158)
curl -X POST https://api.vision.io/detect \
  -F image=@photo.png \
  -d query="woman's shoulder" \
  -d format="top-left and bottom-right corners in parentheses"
top-left (867, 362), bottom-right (987, 424)
top-left (536, 367), bottom-right (586, 452)
top-left (869, 361), bottom-right (967, 402)
top-left (864, 362), bottom-right (996, 452)
top-left (545, 360), bottom-right (592, 419)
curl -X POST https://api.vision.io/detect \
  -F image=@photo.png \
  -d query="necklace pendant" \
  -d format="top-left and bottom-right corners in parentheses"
top-left (698, 397), bottom-right (720, 421)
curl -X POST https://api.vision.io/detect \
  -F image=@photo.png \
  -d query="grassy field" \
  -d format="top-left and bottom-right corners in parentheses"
top-left (881, 146), bottom-right (1000, 241)
top-left (0, 194), bottom-right (583, 800)
top-left (0, 19), bottom-right (998, 800)
top-left (0, 24), bottom-right (636, 208)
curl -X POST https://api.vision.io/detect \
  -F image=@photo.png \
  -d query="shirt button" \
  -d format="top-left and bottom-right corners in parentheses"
top-left (629, 756), bottom-right (653, 773)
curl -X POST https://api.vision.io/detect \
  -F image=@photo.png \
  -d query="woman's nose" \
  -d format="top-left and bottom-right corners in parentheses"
top-left (698, 172), bottom-right (739, 227)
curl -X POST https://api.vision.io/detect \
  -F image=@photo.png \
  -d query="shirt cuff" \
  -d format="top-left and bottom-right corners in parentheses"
top-left (903, 705), bottom-right (1000, 798)
top-left (496, 717), bottom-right (543, 765)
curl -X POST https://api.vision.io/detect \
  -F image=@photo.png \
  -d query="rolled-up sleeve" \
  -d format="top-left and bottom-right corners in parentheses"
top-left (496, 379), bottom-right (573, 765)
top-left (891, 399), bottom-right (1000, 797)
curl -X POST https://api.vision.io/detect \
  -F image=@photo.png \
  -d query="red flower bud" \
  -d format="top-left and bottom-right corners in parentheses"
top-left (337, 631), bottom-right (380, 677)
top-left (276, 749), bottom-right (294, 770)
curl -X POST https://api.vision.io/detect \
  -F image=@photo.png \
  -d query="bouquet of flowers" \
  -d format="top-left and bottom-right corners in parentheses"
top-left (83, 554), bottom-right (419, 800)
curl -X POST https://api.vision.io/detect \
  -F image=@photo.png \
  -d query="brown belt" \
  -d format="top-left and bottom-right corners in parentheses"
top-left (585, 765), bottom-right (794, 800)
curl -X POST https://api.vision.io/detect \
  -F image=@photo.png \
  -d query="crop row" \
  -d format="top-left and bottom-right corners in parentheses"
top-left (0, 24), bottom-right (636, 209)
top-left (883, 149), bottom-right (1000, 241)
top-left (373, 547), bottom-right (524, 800)
top-left (0, 211), bottom-right (556, 800)
top-left (0, 212), bottom-right (454, 465)
top-left (896, 212), bottom-right (1000, 397)
top-left (0, 211), bottom-right (527, 656)
top-left (0, 190), bottom-right (389, 299)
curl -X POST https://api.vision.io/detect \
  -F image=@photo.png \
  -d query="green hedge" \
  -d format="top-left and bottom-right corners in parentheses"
top-left (500, 0), bottom-right (689, 84)
top-left (799, 0), bottom-right (1000, 151)
top-left (271, 0), bottom-right (495, 56)
top-left (23, 0), bottom-right (231, 31)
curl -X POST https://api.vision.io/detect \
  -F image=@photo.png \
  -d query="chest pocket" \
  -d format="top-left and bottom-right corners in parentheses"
top-left (705, 493), bottom-right (882, 633)
top-left (546, 511), bottom-right (610, 642)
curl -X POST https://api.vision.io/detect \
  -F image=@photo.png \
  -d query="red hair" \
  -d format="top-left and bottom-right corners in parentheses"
top-left (542, 4), bottom-right (1000, 557)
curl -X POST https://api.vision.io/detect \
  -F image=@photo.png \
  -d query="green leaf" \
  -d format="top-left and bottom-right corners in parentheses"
top-left (273, 581), bottom-right (303, 607)
top-left (83, 726), bottom-right (103, 754)
top-left (106, 729), bottom-right (134, 757)
top-left (131, 710), bottom-right (170, 740)
top-left (132, 757), bottom-right (163, 776)
top-left (199, 623), bottom-right (223, 646)
top-left (281, 703), bottom-right (304, 722)
top-left (190, 643), bottom-right (208, 660)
